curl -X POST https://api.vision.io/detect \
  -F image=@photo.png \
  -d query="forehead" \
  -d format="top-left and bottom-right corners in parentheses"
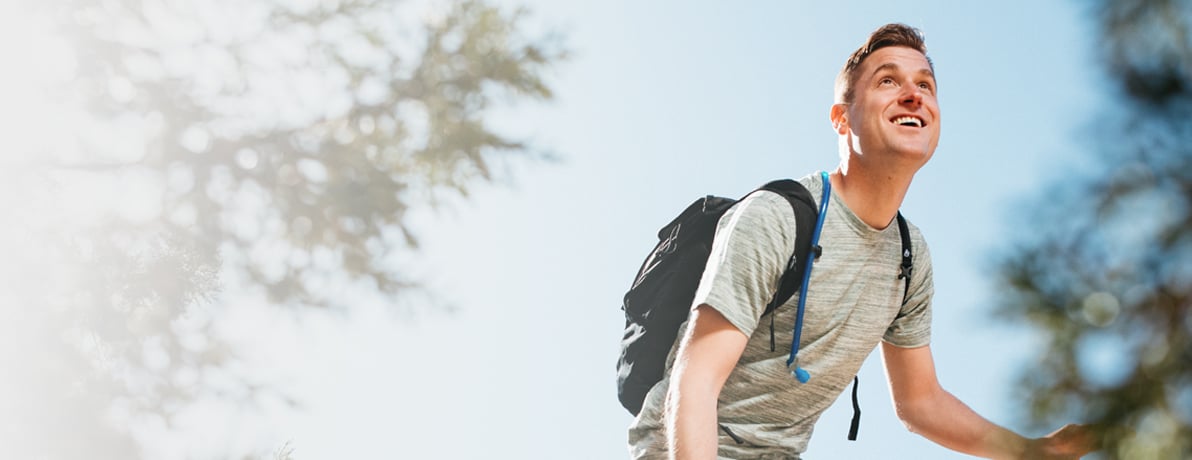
top-left (857, 46), bottom-right (933, 79)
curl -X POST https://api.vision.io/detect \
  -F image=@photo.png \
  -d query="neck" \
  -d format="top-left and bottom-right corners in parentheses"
top-left (829, 160), bottom-right (916, 230)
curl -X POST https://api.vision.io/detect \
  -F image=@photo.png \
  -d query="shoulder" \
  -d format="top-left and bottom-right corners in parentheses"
top-left (723, 189), bottom-right (800, 234)
top-left (733, 175), bottom-right (823, 224)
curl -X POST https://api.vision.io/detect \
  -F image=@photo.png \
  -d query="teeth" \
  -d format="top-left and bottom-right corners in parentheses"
top-left (894, 116), bottom-right (923, 127)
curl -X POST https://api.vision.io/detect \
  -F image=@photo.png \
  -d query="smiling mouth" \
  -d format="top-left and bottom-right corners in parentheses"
top-left (892, 116), bottom-right (925, 128)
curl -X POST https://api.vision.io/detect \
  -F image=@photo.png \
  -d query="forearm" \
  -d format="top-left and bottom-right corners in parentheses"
top-left (664, 373), bottom-right (720, 460)
top-left (663, 305), bottom-right (747, 460)
top-left (883, 346), bottom-right (1097, 459)
top-left (898, 389), bottom-right (1026, 459)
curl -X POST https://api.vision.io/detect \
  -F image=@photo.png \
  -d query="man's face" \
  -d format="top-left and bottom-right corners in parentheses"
top-left (837, 46), bottom-right (940, 165)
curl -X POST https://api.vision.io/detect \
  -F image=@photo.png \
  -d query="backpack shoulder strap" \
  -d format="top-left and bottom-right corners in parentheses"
top-left (895, 211), bottom-right (913, 303)
top-left (756, 179), bottom-right (817, 316)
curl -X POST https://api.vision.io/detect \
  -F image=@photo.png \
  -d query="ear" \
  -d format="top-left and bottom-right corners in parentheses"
top-left (830, 103), bottom-right (849, 135)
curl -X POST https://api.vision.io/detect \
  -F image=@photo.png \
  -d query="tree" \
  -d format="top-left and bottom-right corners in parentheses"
top-left (0, 0), bottom-right (564, 457)
top-left (993, 0), bottom-right (1191, 458)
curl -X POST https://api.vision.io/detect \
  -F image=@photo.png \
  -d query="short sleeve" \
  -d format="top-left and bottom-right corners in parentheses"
top-left (691, 191), bottom-right (798, 338)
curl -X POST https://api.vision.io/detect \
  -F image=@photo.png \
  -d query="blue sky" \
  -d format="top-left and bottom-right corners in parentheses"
top-left (136, 1), bottom-right (1113, 459)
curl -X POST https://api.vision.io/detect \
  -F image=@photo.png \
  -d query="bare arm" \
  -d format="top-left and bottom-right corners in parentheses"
top-left (881, 343), bottom-right (1097, 459)
top-left (665, 305), bottom-right (749, 460)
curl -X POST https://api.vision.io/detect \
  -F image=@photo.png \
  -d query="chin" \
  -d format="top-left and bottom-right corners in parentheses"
top-left (893, 145), bottom-right (934, 157)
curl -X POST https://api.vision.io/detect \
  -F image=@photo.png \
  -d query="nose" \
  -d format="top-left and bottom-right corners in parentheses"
top-left (899, 84), bottom-right (923, 107)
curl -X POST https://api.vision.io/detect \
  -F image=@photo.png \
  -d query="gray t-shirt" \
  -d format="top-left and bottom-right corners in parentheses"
top-left (627, 173), bottom-right (933, 459)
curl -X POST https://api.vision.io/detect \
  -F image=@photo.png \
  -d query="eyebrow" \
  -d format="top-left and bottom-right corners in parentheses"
top-left (871, 62), bottom-right (936, 81)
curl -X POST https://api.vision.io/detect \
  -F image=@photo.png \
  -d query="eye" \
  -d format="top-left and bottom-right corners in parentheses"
top-left (918, 81), bottom-right (935, 93)
top-left (879, 77), bottom-right (896, 86)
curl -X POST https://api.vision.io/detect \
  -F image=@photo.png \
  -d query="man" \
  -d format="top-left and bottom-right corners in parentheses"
top-left (627, 24), bottom-right (1097, 459)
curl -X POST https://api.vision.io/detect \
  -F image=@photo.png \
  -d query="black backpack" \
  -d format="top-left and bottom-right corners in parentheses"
top-left (616, 175), bottom-right (913, 440)
top-left (616, 179), bottom-right (820, 415)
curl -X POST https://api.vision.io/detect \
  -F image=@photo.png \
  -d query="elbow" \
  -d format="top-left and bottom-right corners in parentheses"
top-left (894, 403), bottom-right (925, 435)
top-left (892, 390), bottom-right (944, 435)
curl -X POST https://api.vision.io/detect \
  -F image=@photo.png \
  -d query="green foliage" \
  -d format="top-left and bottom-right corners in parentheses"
top-left (0, 0), bottom-right (563, 457)
top-left (56, 0), bottom-right (562, 308)
top-left (994, 0), bottom-right (1192, 457)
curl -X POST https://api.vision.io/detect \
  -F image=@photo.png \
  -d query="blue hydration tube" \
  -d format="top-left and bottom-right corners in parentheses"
top-left (788, 171), bottom-right (831, 383)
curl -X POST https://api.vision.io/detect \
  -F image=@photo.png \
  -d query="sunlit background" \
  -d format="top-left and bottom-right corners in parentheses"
top-left (1, 0), bottom-right (1189, 459)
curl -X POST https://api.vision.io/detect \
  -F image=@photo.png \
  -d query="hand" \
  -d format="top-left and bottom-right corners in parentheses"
top-left (1020, 424), bottom-right (1099, 459)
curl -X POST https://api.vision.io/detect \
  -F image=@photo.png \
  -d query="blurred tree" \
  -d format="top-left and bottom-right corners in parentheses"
top-left (0, 0), bottom-right (563, 458)
top-left (60, 0), bottom-right (561, 308)
top-left (993, 0), bottom-right (1191, 458)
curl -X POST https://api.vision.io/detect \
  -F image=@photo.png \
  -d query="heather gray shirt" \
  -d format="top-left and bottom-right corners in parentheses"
top-left (627, 173), bottom-right (933, 459)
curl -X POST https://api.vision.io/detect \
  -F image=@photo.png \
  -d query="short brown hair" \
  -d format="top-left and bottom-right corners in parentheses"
top-left (835, 24), bottom-right (933, 104)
